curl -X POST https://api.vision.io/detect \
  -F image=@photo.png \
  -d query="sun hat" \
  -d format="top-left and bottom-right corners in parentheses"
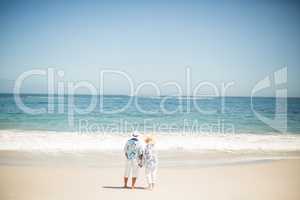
top-left (132, 131), bottom-right (140, 138)
top-left (144, 135), bottom-right (156, 144)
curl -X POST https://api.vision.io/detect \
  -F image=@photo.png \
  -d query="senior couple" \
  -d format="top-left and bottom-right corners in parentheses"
top-left (123, 132), bottom-right (158, 190)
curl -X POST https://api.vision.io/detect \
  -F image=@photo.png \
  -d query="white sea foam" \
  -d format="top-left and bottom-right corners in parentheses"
top-left (0, 130), bottom-right (300, 152)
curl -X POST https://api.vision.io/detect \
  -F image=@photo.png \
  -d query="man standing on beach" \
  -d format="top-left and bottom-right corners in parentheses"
top-left (123, 131), bottom-right (144, 189)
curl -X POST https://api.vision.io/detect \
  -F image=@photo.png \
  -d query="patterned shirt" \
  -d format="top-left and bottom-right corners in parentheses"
top-left (124, 137), bottom-right (144, 160)
top-left (144, 144), bottom-right (158, 170)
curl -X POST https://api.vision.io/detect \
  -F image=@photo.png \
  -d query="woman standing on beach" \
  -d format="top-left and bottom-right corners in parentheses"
top-left (143, 135), bottom-right (158, 190)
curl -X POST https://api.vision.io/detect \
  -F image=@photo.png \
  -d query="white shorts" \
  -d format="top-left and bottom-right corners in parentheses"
top-left (124, 159), bottom-right (139, 178)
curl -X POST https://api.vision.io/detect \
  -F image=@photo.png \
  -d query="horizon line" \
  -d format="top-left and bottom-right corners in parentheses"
top-left (0, 92), bottom-right (299, 98)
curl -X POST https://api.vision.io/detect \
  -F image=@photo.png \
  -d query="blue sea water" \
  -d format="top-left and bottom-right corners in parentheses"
top-left (0, 93), bottom-right (299, 134)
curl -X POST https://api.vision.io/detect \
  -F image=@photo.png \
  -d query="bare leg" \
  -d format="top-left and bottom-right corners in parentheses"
top-left (151, 183), bottom-right (155, 190)
top-left (124, 177), bottom-right (128, 188)
top-left (131, 177), bottom-right (137, 189)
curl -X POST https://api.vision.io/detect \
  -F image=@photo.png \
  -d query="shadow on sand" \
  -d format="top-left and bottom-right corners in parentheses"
top-left (102, 186), bottom-right (147, 190)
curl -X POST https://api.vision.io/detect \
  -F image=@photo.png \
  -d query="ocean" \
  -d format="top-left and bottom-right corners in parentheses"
top-left (0, 93), bottom-right (300, 152)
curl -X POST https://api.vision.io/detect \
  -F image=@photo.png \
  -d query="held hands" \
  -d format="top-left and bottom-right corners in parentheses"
top-left (138, 155), bottom-right (143, 168)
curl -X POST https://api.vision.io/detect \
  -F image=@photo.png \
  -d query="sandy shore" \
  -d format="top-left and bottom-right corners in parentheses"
top-left (0, 151), bottom-right (300, 200)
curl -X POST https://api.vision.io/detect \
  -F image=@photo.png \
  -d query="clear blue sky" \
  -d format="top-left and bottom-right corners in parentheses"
top-left (0, 0), bottom-right (300, 96)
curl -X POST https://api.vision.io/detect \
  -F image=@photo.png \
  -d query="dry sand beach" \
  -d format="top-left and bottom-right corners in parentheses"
top-left (0, 150), bottom-right (300, 200)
